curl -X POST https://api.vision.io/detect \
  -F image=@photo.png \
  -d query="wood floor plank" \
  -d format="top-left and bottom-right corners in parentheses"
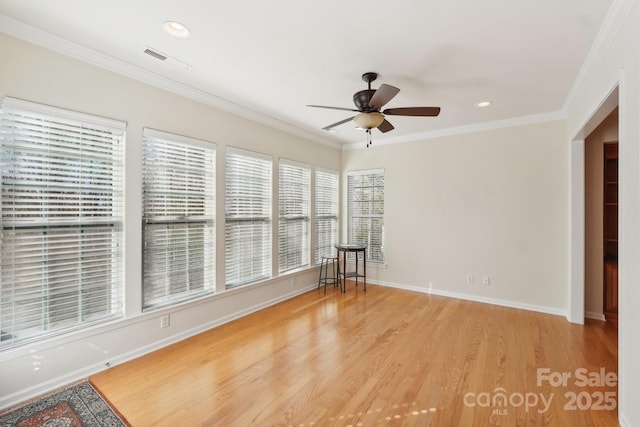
top-left (90, 284), bottom-right (618, 426)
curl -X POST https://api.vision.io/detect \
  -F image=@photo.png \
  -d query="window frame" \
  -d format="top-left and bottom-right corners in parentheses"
top-left (141, 128), bottom-right (216, 311)
top-left (347, 169), bottom-right (385, 264)
top-left (224, 147), bottom-right (273, 289)
top-left (277, 158), bottom-right (311, 274)
top-left (314, 168), bottom-right (339, 264)
top-left (0, 96), bottom-right (125, 348)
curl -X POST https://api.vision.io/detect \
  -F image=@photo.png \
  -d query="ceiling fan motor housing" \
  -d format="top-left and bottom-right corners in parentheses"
top-left (353, 89), bottom-right (376, 111)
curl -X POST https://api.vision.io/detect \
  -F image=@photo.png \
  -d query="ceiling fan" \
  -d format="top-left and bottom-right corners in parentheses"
top-left (307, 72), bottom-right (441, 147)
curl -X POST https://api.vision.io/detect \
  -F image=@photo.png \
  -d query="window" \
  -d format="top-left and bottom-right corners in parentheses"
top-left (347, 169), bottom-right (385, 263)
top-left (278, 159), bottom-right (310, 273)
top-left (0, 97), bottom-right (124, 348)
top-left (225, 148), bottom-right (272, 288)
top-left (315, 168), bottom-right (339, 264)
top-left (142, 129), bottom-right (215, 310)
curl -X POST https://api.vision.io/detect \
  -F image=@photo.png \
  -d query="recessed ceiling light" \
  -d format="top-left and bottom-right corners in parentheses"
top-left (476, 101), bottom-right (492, 108)
top-left (163, 21), bottom-right (190, 38)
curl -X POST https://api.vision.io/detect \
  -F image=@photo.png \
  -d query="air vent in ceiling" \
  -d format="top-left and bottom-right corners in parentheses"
top-left (143, 48), bottom-right (167, 61)
top-left (143, 46), bottom-right (191, 70)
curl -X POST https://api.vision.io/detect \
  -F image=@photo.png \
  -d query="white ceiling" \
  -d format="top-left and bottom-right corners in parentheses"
top-left (0, 0), bottom-right (614, 147)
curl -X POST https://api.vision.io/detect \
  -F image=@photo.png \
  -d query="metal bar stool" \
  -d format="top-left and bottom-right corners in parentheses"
top-left (317, 255), bottom-right (341, 293)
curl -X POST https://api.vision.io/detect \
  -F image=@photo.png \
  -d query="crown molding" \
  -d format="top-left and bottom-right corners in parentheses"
top-left (0, 14), bottom-right (341, 150)
top-left (4, 3), bottom-right (622, 153)
top-left (562, 0), bottom-right (637, 113)
top-left (342, 110), bottom-right (566, 150)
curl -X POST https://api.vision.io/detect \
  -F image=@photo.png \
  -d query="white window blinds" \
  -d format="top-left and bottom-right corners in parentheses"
top-left (315, 169), bottom-right (339, 264)
top-left (0, 97), bottom-right (124, 348)
top-left (142, 129), bottom-right (215, 310)
top-left (225, 148), bottom-right (272, 288)
top-left (278, 160), bottom-right (310, 273)
top-left (347, 169), bottom-right (385, 263)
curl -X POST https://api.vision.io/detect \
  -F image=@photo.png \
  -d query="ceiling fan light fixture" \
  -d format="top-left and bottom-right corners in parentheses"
top-left (354, 112), bottom-right (385, 130)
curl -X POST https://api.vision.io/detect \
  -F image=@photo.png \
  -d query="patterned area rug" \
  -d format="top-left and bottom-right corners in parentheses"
top-left (0, 381), bottom-right (128, 427)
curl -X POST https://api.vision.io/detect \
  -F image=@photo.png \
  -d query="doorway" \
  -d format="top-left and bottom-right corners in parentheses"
top-left (602, 142), bottom-right (618, 323)
top-left (584, 109), bottom-right (618, 324)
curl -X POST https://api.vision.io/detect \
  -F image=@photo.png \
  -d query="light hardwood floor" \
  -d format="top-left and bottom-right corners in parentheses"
top-left (91, 284), bottom-right (618, 426)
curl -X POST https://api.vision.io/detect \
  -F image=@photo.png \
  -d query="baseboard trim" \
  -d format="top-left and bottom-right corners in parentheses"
top-left (619, 413), bottom-right (629, 427)
top-left (0, 283), bottom-right (316, 410)
top-left (370, 280), bottom-right (568, 317)
top-left (584, 311), bottom-right (606, 321)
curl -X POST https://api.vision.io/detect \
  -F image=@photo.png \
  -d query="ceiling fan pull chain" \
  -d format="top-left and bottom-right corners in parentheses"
top-left (366, 129), bottom-right (372, 147)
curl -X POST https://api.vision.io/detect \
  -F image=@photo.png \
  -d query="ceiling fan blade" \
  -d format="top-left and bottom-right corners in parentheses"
top-left (383, 107), bottom-right (441, 116)
top-left (322, 116), bottom-right (355, 130)
top-left (307, 104), bottom-right (358, 112)
top-left (368, 84), bottom-right (400, 110)
top-left (377, 119), bottom-right (394, 133)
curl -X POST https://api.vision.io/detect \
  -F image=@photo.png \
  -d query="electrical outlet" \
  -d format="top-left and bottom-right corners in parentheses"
top-left (160, 314), bottom-right (170, 328)
top-left (466, 274), bottom-right (474, 284)
top-left (482, 276), bottom-right (490, 286)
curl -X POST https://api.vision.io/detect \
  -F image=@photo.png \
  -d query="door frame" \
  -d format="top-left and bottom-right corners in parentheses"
top-left (568, 82), bottom-right (619, 324)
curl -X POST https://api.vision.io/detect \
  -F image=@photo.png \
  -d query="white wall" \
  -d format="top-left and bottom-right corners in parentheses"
top-left (564, 0), bottom-right (640, 425)
top-left (342, 120), bottom-right (569, 314)
top-left (0, 32), bottom-right (340, 407)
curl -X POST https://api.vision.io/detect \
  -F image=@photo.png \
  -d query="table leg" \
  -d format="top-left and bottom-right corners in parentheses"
top-left (355, 251), bottom-right (359, 288)
top-left (342, 249), bottom-right (347, 292)
top-left (363, 248), bottom-right (366, 291)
